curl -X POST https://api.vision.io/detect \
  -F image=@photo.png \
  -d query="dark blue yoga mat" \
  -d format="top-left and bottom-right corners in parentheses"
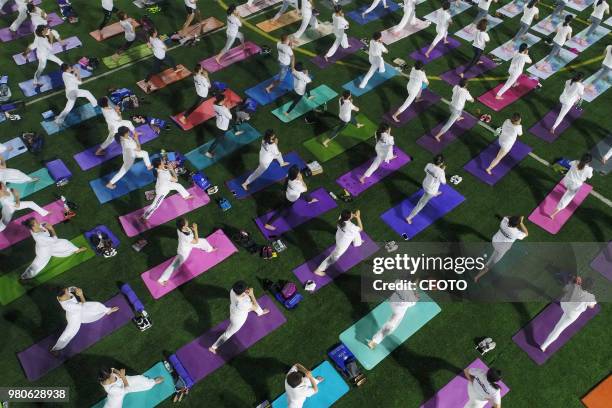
top-left (89, 160), bottom-right (155, 204)
top-left (244, 73), bottom-right (294, 106)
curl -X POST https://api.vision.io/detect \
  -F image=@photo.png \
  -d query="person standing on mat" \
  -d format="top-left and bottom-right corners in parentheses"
top-left (8, 0), bottom-right (28, 36)
top-left (98, 0), bottom-right (118, 39)
top-left (22, 26), bottom-right (64, 87)
top-left (285, 363), bottom-right (324, 408)
top-left (362, 0), bottom-right (389, 20)
top-left (50, 286), bottom-right (120, 356)
top-left (465, 0), bottom-right (497, 34)
top-left (27, 3), bottom-right (50, 28)
top-left (0, 182), bottom-right (48, 232)
top-left (485, 113), bottom-right (523, 175)
top-left (392, 0), bottom-right (418, 34)
top-left (144, 29), bottom-right (184, 93)
top-left (434, 79), bottom-right (474, 142)
top-left (602, 146), bottom-right (612, 165)
top-left (215, 5), bottom-right (245, 64)
top-left (99, 367), bottom-right (164, 407)
top-left (548, 153), bottom-right (593, 219)
top-left (463, 367), bottom-right (503, 408)
top-left (54, 64), bottom-right (98, 126)
top-left (324, 5), bottom-right (349, 62)
top-left (549, 0), bottom-right (568, 28)
top-left (273, 0), bottom-right (300, 22)
top-left (423, 1), bottom-right (453, 59)
top-left (141, 159), bottom-right (194, 223)
top-left (206, 93), bottom-right (245, 159)
top-left (359, 31), bottom-right (388, 89)
top-left (293, 0), bottom-right (319, 39)
top-left (106, 126), bottom-right (153, 190)
top-left (322, 90), bottom-right (364, 147)
top-left (405, 155), bottom-right (446, 224)
top-left (496, 43), bottom-right (531, 100)
top-left (242, 130), bottom-right (289, 191)
top-left (587, 44), bottom-right (611, 93)
top-left (96, 97), bottom-right (138, 156)
top-left (110, 11), bottom-right (138, 62)
top-left (179, 65), bottom-right (211, 125)
top-left (550, 72), bottom-right (584, 134)
top-left (0, 159), bottom-right (38, 184)
top-left (359, 123), bottom-right (396, 184)
top-left (157, 217), bottom-right (215, 285)
top-left (266, 35), bottom-right (295, 94)
top-left (512, 0), bottom-right (539, 43)
top-left (209, 281), bottom-right (270, 354)
top-left (535, 15), bottom-right (573, 73)
top-left (182, 0), bottom-right (202, 33)
top-left (540, 276), bottom-right (597, 352)
top-left (20, 218), bottom-right (87, 281)
top-left (578, 0), bottom-right (610, 46)
top-left (284, 62), bottom-right (315, 119)
top-left (313, 209), bottom-right (363, 276)
top-left (391, 61), bottom-right (428, 122)
top-left (460, 19), bottom-right (490, 78)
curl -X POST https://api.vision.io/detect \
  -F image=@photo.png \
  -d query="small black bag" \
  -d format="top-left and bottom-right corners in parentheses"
top-left (21, 132), bottom-right (44, 154)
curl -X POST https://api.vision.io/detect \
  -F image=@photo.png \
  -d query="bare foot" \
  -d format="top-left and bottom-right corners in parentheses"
top-left (259, 308), bottom-right (270, 315)
top-left (107, 183), bottom-right (116, 189)
top-left (146, 165), bottom-right (153, 170)
top-left (154, 376), bottom-right (164, 384)
top-left (264, 224), bottom-right (277, 231)
top-left (158, 280), bottom-right (168, 286)
top-left (49, 348), bottom-right (60, 357)
top-left (308, 198), bottom-right (319, 204)
top-left (205, 151), bottom-right (215, 158)
top-left (185, 195), bottom-right (194, 200)
top-left (485, 168), bottom-right (492, 175)
top-left (284, 111), bottom-right (290, 116)
top-left (323, 56), bottom-right (329, 62)
top-left (392, 114), bottom-right (400, 123)
top-left (314, 269), bottom-right (326, 277)
top-left (75, 247), bottom-right (88, 254)
top-left (405, 217), bottom-right (412, 224)
top-left (95, 148), bottom-right (106, 156)
top-left (367, 340), bottom-right (377, 349)
top-left (457, 116), bottom-right (465, 122)
top-left (235, 130), bottom-right (244, 136)
top-left (322, 138), bottom-right (331, 147)
top-left (495, 95), bottom-right (503, 100)
top-left (107, 306), bottom-right (120, 315)
top-left (241, 182), bottom-right (249, 191)
top-left (308, 95), bottom-right (316, 100)
top-left (356, 123), bottom-right (364, 128)
top-left (434, 134), bottom-right (442, 142)
top-left (550, 127), bottom-right (556, 134)
top-left (214, 56), bottom-right (222, 64)
top-left (179, 115), bottom-right (188, 125)
top-left (359, 175), bottom-right (366, 184)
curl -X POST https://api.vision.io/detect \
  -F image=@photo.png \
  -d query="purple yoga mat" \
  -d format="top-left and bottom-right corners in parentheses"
top-left (416, 113), bottom-right (478, 154)
top-left (382, 89), bottom-right (440, 127)
top-left (84, 225), bottom-right (120, 254)
top-left (528, 105), bottom-right (583, 143)
top-left (464, 140), bottom-right (532, 186)
top-left (13, 36), bottom-right (82, 65)
top-left (590, 241), bottom-right (612, 281)
top-left (72, 125), bottom-right (158, 171)
top-left (174, 296), bottom-right (285, 383)
top-left (292, 232), bottom-right (380, 292)
top-left (0, 13), bottom-right (63, 42)
top-left (409, 37), bottom-right (461, 64)
top-left (440, 56), bottom-right (497, 85)
top-left (512, 302), bottom-right (601, 365)
top-left (254, 188), bottom-right (337, 240)
top-left (310, 37), bottom-right (363, 69)
top-left (0, 0), bottom-right (41, 15)
top-left (17, 294), bottom-right (134, 381)
top-left (336, 147), bottom-right (411, 196)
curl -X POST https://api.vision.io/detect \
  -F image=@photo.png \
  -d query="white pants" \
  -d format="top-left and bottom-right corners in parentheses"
top-left (244, 160), bottom-right (277, 186)
top-left (496, 71), bottom-right (521, 97)
top-left (51, 302), bottom-right (110, 351)
top-left (325, 32), bottom-right (349, 58)
top-left (396, 88), bottom-right (422, 115)
top-left (603, 147), bottom-right (612, 161)
top-left (551, 102), bottom-right (573, 131)
top-left (359, 56), bottom-right (385, 88)
top-left (10, 6), bottom-right (28, 31)
top-left (407, 191), bottom-right (434, 220)
top-left (109, 149), bottom-right (151, 185)
top-left (22, 238), bottom-right (78, 279)
top-left (57, 89), bottom-right (98, 123)
top-left (393, 7), bottom-right (415, 32)
top-left (363, 0), bottom-right (387, 15)
top-left (317, 234), bottom-right (363, 272)
top-left (439, 107), bottom-right (462, 134)
top-left (143, 182), bottom-right (191, 220)
top-left (211, 306), bottom-right (265, 349)
top-left (101, 120), bottom-right (136, 150)
top-left (0, 168), bottom-right (34, 184)
top-left (363, 145), bottom-right (394, 178)
top-left (220, 31), bottom-right (245, 55)
top-left (464, 389), bottom-right (489, 408)
top-left (0, 201), bottom-right (48, 232)
top-left (158, 238), bottom-right (213, 283)
top-left (293, 12), bottom-right (318, 38)
top-left (429, 30), bottom-right (448, 51)
top-left (485, 241), bottom-right (513, 267)
top-left (274, 0), bottom-right (299, 18)
top-left (371, 302), bottom-right (413, 344)
top-left (35, 54), bottom-right (63, 84)
top-left (540, 309), bottom-right (581, 351)
top-left (556, 181), bottom-right (580, 211)
top-left (105, 375), bottom-right (157, 407)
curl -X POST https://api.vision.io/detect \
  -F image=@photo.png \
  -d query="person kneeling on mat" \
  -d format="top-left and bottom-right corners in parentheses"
top-left (285, 363), bottom-right (324, 408)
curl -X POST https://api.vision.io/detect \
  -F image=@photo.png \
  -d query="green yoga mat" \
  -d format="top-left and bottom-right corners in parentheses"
top-left (0, 236), bottom-right (94, 305)
top-left (91, 362), bottom-right (175, 408)
top-left (102, 43), bottom-right (153, 68)
top-left (303, 114), bottom-right (377, 162)
top-left (271, 84), bottom-right (338, 123)
top-left (8, 168), bottom-right (55, 198)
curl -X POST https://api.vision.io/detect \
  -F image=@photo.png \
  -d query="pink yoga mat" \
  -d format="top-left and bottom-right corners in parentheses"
top-left (528, 182), bottom-right (593, 234)
top-left (0, 200), bottom-right (65, 250)
top-left (200, 42), bottom-right (261, 73)
top-left (119, 186), bottom-right (210, 237)
top-left (478, 75), bottom-right (539, 112)
top-left (141, 230), bottom-right (238, 299)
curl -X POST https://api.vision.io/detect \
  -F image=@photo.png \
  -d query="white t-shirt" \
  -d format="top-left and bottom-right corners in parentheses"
top-left (338, 99), bottom-right (355, 123)
top-left (259, 142), bottom-right (282, 166)
top-left (553, 25), bottom-right (572, 46)
top-left (285, 366), bottom-right (317, 408)
top-left (559, 80), bottom-right (584, 105)
top-left (436, 9), bottom-right (452, 34)
top-left (184, 0), bottom-right (197, 9)
top-left (286, 178), bottom-right (307, 202)
top-left (368, 40), bottom-right (387, 58)
top-left (120, 136), bottom-right (138, 153)
top-left (520, 5), bottom-right (539, 25)
top-left (227, 14), bottom-right (241, 36)
top-left (560, 283), bottom-right (597, 314)
top-left (214, 104), bottom-right (232, 130)
top-left (591, 1), bottom-right (609, 19)
top-left (194, 73), bottom-right (210, 98)
top-left (62, 71), bottom-right (81, 94)
top-left (407, 67), bottom-right (426, 94)
top-left (473, 30), bottom-right (490, 50)
top-left (335, 221), bottom-right (361, 250)
top-left (301, 0), bottom-right (313, 15)
top-left (177, 227), bottom-right (195, 255)
top-left (277, 42), bottom-right (293, 66)
top-left (562, 160), bottom-right (593, 190)
top-left (332, 13), bottom-right (349, 36)
top-left (155, 168), bottom-right (173, 191)
top-left (422, 163), bottom-right (446, 195)
top-left (150, 37), bottom-right (166, 60)
top-left (603, 45), bottom-right (612, 68)
top-left (29, 7), bottom-right (47, 27)
top-left (477, 0), bottom-right (493, 11)
top-left (498, 119), bottom-right (523, 150)
top-left (492, 216), bottom-right (527, 243)
top-left (229, 289), bottom-right (252, 315)
top-left (450, 85), bottom-right (473, 111)
top-left (30, 30), bottom-right (60, 58)
top-left (375, 131), bottom-right (394, 158)
top-left (102, 107), bottom-right (121, 126)
top-left (102, 376), bottom-right (126, 408)
top-left (292, 70), bottom-right (311, 95)
top-left (467, 368), bottom-right (502, 405)
top-left (101, 0), bottom-right (114, 12)
top-left (120, 19), bottom-right (136, 42)
top-left (508, 52), bottom-right (531, 75)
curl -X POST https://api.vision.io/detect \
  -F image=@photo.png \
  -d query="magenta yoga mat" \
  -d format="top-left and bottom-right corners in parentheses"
top-left (528, 182), bottom-right (592, 234)
top-left (0, 200), bottom-right (65, 250)
top-left (200, 41), bottom-right (262, 73)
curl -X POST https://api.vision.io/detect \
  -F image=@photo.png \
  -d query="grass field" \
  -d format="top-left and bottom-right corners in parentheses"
top-left (1, 0), bottom-right (611, 406)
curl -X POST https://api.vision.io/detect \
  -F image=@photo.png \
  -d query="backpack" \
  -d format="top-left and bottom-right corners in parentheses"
top-left (281, 282), bottom-right (297, 299)
top-left (21, 132), bottom-right (43, 154)
top-left (264, 279), bottom-right (303, 309)
top-left (260, 245), bottom-right (274, 259)
top-left (0, 84), bottom-right (11, 102)
top-left (233, 230), bottom-right (259, 254)
top-left (89, 231), bottom-right (117, 258)
top-left (110, 88), bottom-right (138, 111)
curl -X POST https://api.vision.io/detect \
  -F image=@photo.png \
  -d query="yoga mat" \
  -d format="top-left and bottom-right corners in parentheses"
top-left (119, 186), bottom-right (210, 237)
top-left (19, 65), bottom-right (92, 97)
top-left (237, 0), bottom-right (282, 17)
top-left (17, 292), bottom-right (133, 380)
top-left (346, 1), bottom-right (400, 25)
top-left (528, 105), bottom-right (583, 143)
top-left (170, 89), bottom-right (242, 131)
top-left (91, 362), bottom-right (175, 408)
top-left (84, 225), bottom-right (120, 253)
top-left (567, 0), bottom-right (595, 11)
top-left (186, 123), bottom-right (262, 170)
top-left (136, 65), bottom-right (192, 94)
top-left (292, 22), bottom-right (334, 47)
top-left (583, 69), bottom-right (612, 103)
top-left (73, 125), bottom-right (158, 171)
top-left (531, 12), bottom-right (576, 36)
top-left (342, 63), bottom-right (399, 97)
top-left (271, 361), bottom-right (350, 407)
top-left (200, 41), bottom-right (262, 73)
top-left (0, 199), bottom-right (65, 251)
top-left (336, 147), bottom-right (411, 196)
top-left (292, 232), bottom-right (380, 291)
top-left (605, 16), bottom-right (612, 27)
top-left (490, 32), bottom-right (542, 61)
top-left (311, 36), bottom-right (362, 69)
top-left (0, 137), bottom-right (28, 160)
top-left (464, 140), bottom-right (532, 186)
top-left (424, 1), bottom-right (472, 22)
top-left (415, 112), bottom-right (478, 154)
top-left (244, 73), bottom-right (294, 106)
top-left (440, 56), bottom-right (497, 85)
top-left (302, 113), bottom-right (377, 162)
top-left (496, 0), bottom-right (526, 18)
top-left (527, 47), bottom-right (579, 80)
top-left (141, 230), bottom-right (238, 299)
top-left (8, 168), bottom-right (54, 198)
top-left (381, 19), bottom-right (430, 45)
top-left (0, 0), bottom-right (40, 15)
top-left (455, 16), bottom-right (503, 42)
top-left (528, 181), bottom-right (592, 234)
top-left (89, 19), bottom-right (141, 41)
top-left (477, 74), bottom-right (539, 111)
top-left (174, 296), bottom-right (285, 383)
top-left (13, 36), bottom-right (82, 65)
top-left (380, 184), bottom-right (466, 239)
top-left (0, 13), bottom-right (63, 42)
top-left (271, 84), bottom-right (338, 123)
top-left (40, 103), bottom-right (101, 135)
top-left (339, 292), bottom-right (441, 370)
top-left (254, 187), bottom-right (338, 240)
top-left (256, 10), bottom-right (301, 32)
top-left (419, 358), bottom-right (510, 407)
top-left (590, 242), bottom-right (612, 281)
top-left (382, 89), bottom-right (440, 127)
top-left (590, 134), bottom-right (612, 175)
top-left (225, 151), bottom-right (306, 199)
top-left (409, 37), bottom-right (461, 64)
top-left (102, 43), bottom-right (151, 69)
top-left (89, 161), bottom-right (156, 204)
top-left (512, 302), bottom-right (601, 365)
top-left (582, 375), bottom-right (612, 408)
top-left (0, 236), bottom-right (95, 306)
top-left (179, 17), bottom-right (224, 38)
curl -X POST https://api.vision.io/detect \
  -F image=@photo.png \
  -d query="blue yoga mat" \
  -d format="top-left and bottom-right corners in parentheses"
top-left (89, 160), bottom-right (156, 204)
top-left (380, 184), bottom-right (465, 239)
top-left (40, 103), bottom-right (101, 135)
top-left (19, 65), bottom-right (92, 97)
top-left (342, 63), bottom-right (399, 97)
top-left (225, 151), bottom-right (306, 199)
top-left (244, 73), bottom-right (294, 106)
top-left (9, 168), bottom-right (54, 198)
top-left (347, 1), bottom-right (400, 25)
top-left (339, 292), bottom-right (441, 370)
top-left (271, 361), bottom-right (350, 407)
top-left (1, 137), bottom-right (28, 160)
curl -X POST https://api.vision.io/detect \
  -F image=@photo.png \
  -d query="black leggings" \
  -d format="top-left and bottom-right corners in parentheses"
top-left (99, 7), bottom-right (118, 31)
top-left (208, 121), bottom-right (240, 154)
top-left (462, 46), bottom-right (483, 74)
top-left (117, 39), bottom-right (136, 54)
top-left (146, 55), bottom-right (176, 82)
top-left (184, 96), bottom-right (207, 117)
top-left (286, 87), bottom-right (311, 113)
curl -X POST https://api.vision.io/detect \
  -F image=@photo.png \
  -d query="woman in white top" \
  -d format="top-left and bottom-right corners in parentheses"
top-left (106, 126), bottom-right (152, 189)
top-left (581, 0), bottom-right (610, 44)
top-left (157, 217), bottom-right (215, 285)
top-left (463, 367), bottom-right (503, 408)
top-left (368, 284), bottom-right (419, 349)
top-left (392, 61), bottom-right (429, 122)
top-left (392, 0), bottom-right (417, 34)
top-left (486, 113), bottom-right (523, 174)
top-left (406, 155), bottom-right (447, 224)
top-left (285, 62), bottom-right (314, 117)
top-left (293, 0), bottom-right (319, 39)
top-left (266, 35), bottom-right (295, 94)
top-left (26, 3), bottom-right (49, 28)
top-left (513, 0), bottom-right (539, 42)
top-left (469, 0), bottom-right (497, 31)
top-left (55, 64), bottom-right (99, 126)
top-left (461, 19), bottom-right (490, 77)
top-left (242, 130), bottom-right (289, 191)
top-left (551, 72), bottom-right (584, 134)
top-left (21, 219), bottom-right (87, 280)
top-left (182, 0), bottom-right (202, 32)
top-left (179, 65), bottom-right (211, 125)
top-left (285, 364), bottom-right (322, 408)
top-left (50, 287), bottom-right (119, 355)
top-left (360, 123), bottom-right (396, 183)
top-left (215, 5), bottom-right (245, 63)
top-left (0, 182), bottom-right (48, 232)
top-left (434, 79), bottom-right (474, 141)
top-left (424, 1), bottom-right (453, 59)
top-left (496, 43), bottom-right (532, 99)
top-left (97, 97), bottom-right (137, 156)
top-left (325, 5), bottom-right (349, 61)
top-left (550, 153), bottom-right (593, 219)
top-left (207, 93), bottom-right (244, 158)
top-left (589, 44), bottom-right (611, 90)
top-left (99, 367), bottom-right (163, 408)
top-left (111, 12), bottom-right (138, 60)
top-left (142, 159), bottom-right (193, 222)
top-left (323, 90), bottom-right (364, 147)
top-left (359, 31), bottom-right (388, 89)
top-left (314, 209), bottom-right (363, 276)
top-left (536, 15), bottom-right (573, 73)
top-left (144, 29), bottom-right (182, 93)
top-left (362, 0), bottom-right (389, 19)
top-left (9, 0), bottom-right (28, 34)
top-left (0, 158), bottom-right (37, 185)
top-left (98, 0), bottom-right (117, 36)
top-left (23, 26), bottom-right (64, 87)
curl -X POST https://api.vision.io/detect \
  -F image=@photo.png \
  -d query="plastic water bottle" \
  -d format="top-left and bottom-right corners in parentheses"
top-left (329, 192), bottom-right (337, 200)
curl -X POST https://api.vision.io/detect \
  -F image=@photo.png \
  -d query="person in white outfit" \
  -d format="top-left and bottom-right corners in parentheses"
top-left (206, 93), bottom-right (244, 158)
top-left (406, 155), bottom-right (447, 224)
top-left (179, 65), bottom-right (211, 125)
top-left (106, 126), bottom-right (153, 189)
top-left (391, 61), bottom-right (428, 122)
top-left (111, 11), bottom-right (138, 61)
top-left (324, 5), bottom-right (349, 61)
top-left (0, 182), bottom-right (49, 232)
top-left (98, 0), bottom-right (118, 36)
top-left (26, 3), bottom-right (49, 28)
top-left (50, 287), bottom-right (119, 355)
top-left (463, 367), bottom-right (503, 408)
top-left (285, 363), bottom-right (324, 408)
top-left (549, 153), bottom-right (593, 219)
top-left (23, 26), bottom-right (64, 87)
top-left (536, 15), bottom-right (573, 73)
top-left (392, 0), bottom-right (417, 34)
top-left (141, 159), bottom-right (193, 221)
top-left (361, 0), bottom-right (389, 20)
top-left (323, 90), bottom-right (364, 147)
top-left (215, 5), bottom-right (245, 63)
top-left (368, 282), bottom-right (419, 348)
top-left (0, 158), bottom-right (37, 184)
top-left (434, 79), bottom-right (474, 141)
top-left (486, 113), bottom-right (523, 174)
top-left (496, 43), bottom-right (531, 99)
top-left (241, 130), bottom-right (289, 191)
top-left (292, 0), bottom-right (319, 39)
top-left (460, 19), bottom-right (490, 77)
top-left (266, 35), bottom-right (295, 93)
top-left (314, 209), bottom-right (363, 276)
top-left (182, 0), bottom-right (202, 32)
top-left (512, 0), bottom-right (539, 42)
top-left (551, 72), bottom-right (584, 134)
top-left (209, 281), bottom-right (270, 354)
top-left (284, 62), bottom-right (315, 117)
top-left (20, 219), bottom-right (87, 280)
top-left (587, 45), bottom-right (611, 92)
top-left (96, 97), bottom-right (137, 156)
top-left (359, 123), bottom-right (396, 183)
top-left (144, 29), bottom-right (183, 93)
top-left (99, 367), bottom-right (164, 408)
top-left (55, 64), bottom-right (98, 126)
top-left (579, 0), bottom-right (610, 45)
top-left (424, 1), bottom-right (453, 59)
top-left (467, 0), bottom-right (498, 33)
top-left (157, 217), bottom-right (215, 285)
top-left (9, 0), bottom-right (28, 35)
top-left (359, 32), bottom-right (388, 89)
top-left (273, 0), bottom-right (300, 21)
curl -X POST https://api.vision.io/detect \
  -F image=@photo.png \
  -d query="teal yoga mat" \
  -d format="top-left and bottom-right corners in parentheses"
top-left (271, 85), bottom-right (338, 123)
top-left (8, 168), bottom-right (54, 198)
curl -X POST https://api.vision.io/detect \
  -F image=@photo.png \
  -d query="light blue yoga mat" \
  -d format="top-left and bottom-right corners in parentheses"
top-left (1, 137), bottom-right (28, 160)
top-left (19, 65), bottom-right (92, 97)
top-left (8, 168), bottom-right (54, 198)
top-left (271, 85), bottom-right (338, 123)
top-left (89, 160), bottom-right (156, 204)
top-left (245, 73), bottom-right (294, 106)
top-left (339, 292), bottom-right (441, 370)
top-left (40, 103), bottom-right (101, 135)
top-left (342, 63), bottom-right (398, 97)
top-left (271, 361), bottom-right (350, 408)
top-left (527, 48), bottom-right (579, 80)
